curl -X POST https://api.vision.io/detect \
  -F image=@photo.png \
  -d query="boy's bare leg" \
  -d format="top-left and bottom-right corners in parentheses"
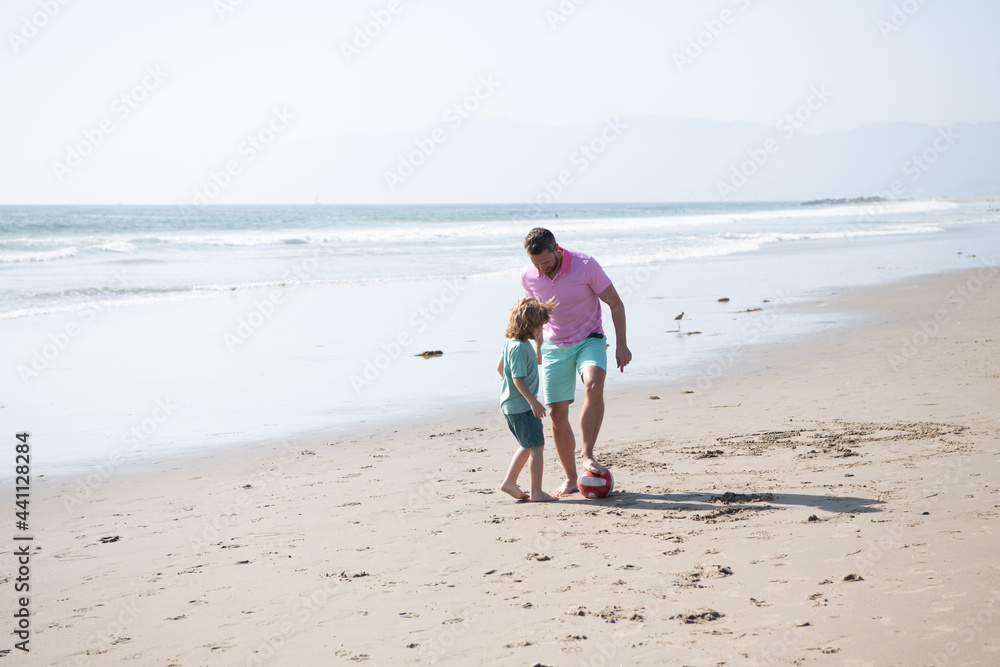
top-left (501, 447), bottom-right (530, 500)
top-left (579, 366), bottom-right (608, 475)
top-left (528, 447), bottom-right (557, 502)
top-left (548, 400), bottom-right (579, 497)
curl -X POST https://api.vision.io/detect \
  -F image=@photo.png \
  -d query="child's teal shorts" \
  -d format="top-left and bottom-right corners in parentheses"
top-left (541, 334), bottom-right (608, 405)
top-left (504, 410), bottom-right (544, 449)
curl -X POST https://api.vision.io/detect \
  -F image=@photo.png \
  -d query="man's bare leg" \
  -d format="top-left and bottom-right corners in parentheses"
top-left (580, 366), bottom-right (608, 475)
top-left (548, 400), bottom-right (579, 497)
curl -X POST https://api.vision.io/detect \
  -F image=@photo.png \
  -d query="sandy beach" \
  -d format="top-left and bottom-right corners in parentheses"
top-left (9, 264), bottom-right (1000, 666)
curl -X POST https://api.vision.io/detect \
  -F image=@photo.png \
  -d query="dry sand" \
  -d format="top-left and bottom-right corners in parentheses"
top-left (7, 266), bottom-right (1000, 666)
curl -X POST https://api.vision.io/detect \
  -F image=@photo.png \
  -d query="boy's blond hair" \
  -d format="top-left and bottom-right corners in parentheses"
top-left (506, 297), bottom-right (555, 341)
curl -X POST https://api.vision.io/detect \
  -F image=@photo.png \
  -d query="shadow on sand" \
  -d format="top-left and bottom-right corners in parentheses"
top-left (556, 490), bottom-right (885, 514)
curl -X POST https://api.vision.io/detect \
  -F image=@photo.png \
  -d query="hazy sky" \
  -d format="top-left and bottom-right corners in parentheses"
top-left (2, 0), bottom-right (997, 203)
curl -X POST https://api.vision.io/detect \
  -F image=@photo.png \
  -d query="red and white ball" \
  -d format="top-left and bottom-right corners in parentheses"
top-left (578, 468), bottom-right (614, 499)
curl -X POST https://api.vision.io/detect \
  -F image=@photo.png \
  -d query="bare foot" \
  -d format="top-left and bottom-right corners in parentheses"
top-left (582, 457), bottom-right (607, 476)
top-left (529, 490), bottom-right (558, 502)
top-left (500, 482), bottom-right (529, 501)
top-left (551, 479), bottom-right (578, 498)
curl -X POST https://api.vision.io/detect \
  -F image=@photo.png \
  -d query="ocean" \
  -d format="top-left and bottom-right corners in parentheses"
top-left (2, 200), bottom-right (997, 472)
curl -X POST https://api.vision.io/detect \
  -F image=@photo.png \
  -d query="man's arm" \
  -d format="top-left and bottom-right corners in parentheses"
top-left (597, 284), bottom-right (632, 372)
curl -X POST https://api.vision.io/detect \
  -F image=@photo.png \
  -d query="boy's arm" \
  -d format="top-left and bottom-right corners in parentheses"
top-left (511, 376), bottom-right (546, 419)
top-left (496, 358), bottom-right (504, 378)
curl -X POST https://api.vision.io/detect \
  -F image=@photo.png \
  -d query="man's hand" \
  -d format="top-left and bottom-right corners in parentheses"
top-left (616, 344), bottom-right (632, 372)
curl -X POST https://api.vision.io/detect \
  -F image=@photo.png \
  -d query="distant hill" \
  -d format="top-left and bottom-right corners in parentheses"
top-left (254, 116), bottom-right (998, 204)
top-left (121, 117), bottom-right (997, 206)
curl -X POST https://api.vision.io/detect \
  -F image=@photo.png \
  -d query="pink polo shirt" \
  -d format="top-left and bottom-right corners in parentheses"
top-left (521, 247), bottom-right (613, 346)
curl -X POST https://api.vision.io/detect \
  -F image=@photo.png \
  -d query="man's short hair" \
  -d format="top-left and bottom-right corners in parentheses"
top-left (524, 228), bottom-right (557, 255)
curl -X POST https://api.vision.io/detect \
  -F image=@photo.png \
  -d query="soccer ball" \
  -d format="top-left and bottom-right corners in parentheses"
top-left (578, 468), bottom-right (614, 499)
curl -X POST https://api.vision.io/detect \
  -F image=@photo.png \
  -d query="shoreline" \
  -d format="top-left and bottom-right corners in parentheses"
top-left (38, 260), bottom-right (999, 487)
top-left (2, 195), bottom-right (998, 206)
top-left (18, 228), bottom-right (996, 474)
top-left (21, 264), bottom-right (1000, 665)
top-left (6, 195), bottom-right (995, 473)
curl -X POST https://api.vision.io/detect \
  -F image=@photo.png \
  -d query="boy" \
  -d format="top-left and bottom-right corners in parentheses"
top-left (497, 297), bottom-right (558, 502)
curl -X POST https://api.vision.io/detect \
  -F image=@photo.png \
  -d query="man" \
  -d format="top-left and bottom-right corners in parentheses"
top-left (521, 227), bottom-right (631, 497)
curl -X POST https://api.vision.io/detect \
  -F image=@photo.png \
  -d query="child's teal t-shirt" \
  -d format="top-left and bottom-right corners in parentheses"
top-left (500, 338), bottom-right (539, 415)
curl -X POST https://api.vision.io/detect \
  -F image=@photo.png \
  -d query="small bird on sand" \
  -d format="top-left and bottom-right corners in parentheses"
top-left (674, 311), bottom-right (685, 331)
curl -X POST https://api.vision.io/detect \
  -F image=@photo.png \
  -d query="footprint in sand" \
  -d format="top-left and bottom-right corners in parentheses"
top-left (596, 606), bottom-right (645, 623)
top-left (55, 553), bottom-right (96, 561)
top-left (671, 608), bottom-right (724, 624)
top-left (676, 565), bottom-right (734, 588)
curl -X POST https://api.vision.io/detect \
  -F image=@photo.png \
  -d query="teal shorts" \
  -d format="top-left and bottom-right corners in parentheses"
top-left (541, 335), bottom-right (608, 405)
top-left (504, 411), bottom-right (544, 449)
